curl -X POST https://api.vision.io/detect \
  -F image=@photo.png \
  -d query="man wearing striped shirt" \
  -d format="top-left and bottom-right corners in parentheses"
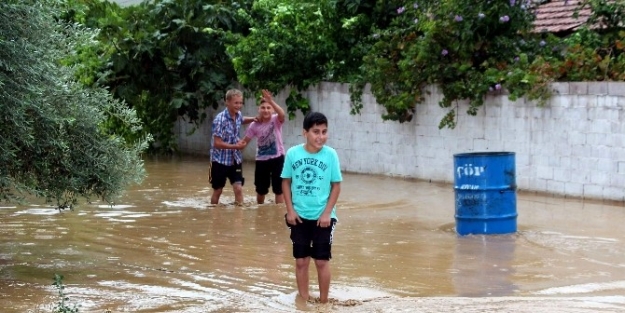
top-left (209, 89), bottom-right (253, 205)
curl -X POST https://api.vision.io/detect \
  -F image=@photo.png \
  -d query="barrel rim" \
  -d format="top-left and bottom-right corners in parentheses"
top-left (453, 151), bottom-right (515, 157)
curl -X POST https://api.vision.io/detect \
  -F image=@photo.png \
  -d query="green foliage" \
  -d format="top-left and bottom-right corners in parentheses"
top-left (0, 0), bottom-right (149, 208)
top-left (52, 274), bottom-right (79, 313)
top-left (226, 0), bottom-right (386, 117)
top-left (360, 0), bottom-right (548, 127)
top-left (226, 0), bottom-right (335, 116)
top-left (547, 0), bottom-right (625, 81)
top-left (358, 0), bottom-right (625, 128)
top-left (63, 0), bottom-right (246, 153)
top-left (58, 0), bottom-right (625, 136)
top-left (57, 0), bottom-right (113, 87)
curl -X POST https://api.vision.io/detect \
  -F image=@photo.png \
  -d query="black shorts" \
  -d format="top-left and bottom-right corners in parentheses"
top-left (254, 155), bottom-right (285, 195)
top-left (285, 215), bottom-right (337, 260)
top-left (209, 161), bottom-right (244, 189)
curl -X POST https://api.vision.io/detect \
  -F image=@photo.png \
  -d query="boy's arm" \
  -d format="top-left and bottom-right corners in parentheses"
top-left (261, 89), bottom-right (285, 123)
top-left (283, 178), bottom-right (302, 225)
top-left (214, 136), bottom-right (245, 150)
top-left (242, 116), bottom-right (256, 125)
top-left (237, 136), bottom-right (252, 148)
top-left (318, 182), bottom-right (341, 227)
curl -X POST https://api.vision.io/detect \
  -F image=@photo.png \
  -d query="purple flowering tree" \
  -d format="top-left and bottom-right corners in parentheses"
top-left (361, 0), bottom-right (544, 128)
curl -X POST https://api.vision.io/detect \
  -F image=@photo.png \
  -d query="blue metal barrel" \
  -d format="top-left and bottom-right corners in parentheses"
top-left (453, 152), bottom-right (517, 235)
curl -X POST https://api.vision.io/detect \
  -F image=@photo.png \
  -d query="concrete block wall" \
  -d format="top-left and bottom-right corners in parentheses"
top-left (175, 82), bottom-right (625, 201)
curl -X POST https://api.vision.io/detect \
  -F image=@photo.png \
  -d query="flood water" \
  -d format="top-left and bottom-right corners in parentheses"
top-left (1, 155), bottom-right (624, 312)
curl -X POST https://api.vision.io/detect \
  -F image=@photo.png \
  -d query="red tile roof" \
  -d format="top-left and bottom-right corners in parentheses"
top-left (532, 0), bottom-right (592, 33)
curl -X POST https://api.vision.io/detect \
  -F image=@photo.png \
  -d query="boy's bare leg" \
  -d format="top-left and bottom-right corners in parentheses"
top-left (315, 259), bottom-right (331, 303)
top-left (210, 188), bottom-right (223, 204)
top-left (275, 193), bottom-right (284, 204)
top-left (295, 257), bottom-right (311, 300)
top-left (256, 193), bottom-right (265, 204)
top-left (233, 182), bottom-right (243, 205)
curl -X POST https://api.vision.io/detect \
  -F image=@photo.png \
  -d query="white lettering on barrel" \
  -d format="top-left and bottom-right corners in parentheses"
top-left (460, 184), bottom-right (480, 190)
top-left (456, 164), bottom-right (485, 178)
top-left (457, 193), bottom-right (487, 207)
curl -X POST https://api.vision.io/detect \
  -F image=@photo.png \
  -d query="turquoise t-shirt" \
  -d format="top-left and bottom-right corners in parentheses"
top-left (281, 144), bottom-right (342, 220)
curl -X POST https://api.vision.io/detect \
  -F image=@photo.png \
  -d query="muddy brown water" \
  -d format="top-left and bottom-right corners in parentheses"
top-left (0, 155), bottom-right (624, 312)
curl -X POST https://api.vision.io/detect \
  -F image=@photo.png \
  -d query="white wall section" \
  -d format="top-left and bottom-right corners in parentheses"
top-left (175, 82), bottom-right (625, 201)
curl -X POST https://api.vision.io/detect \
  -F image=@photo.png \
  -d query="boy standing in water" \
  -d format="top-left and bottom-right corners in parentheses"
top-left (281, 112), bottom-right (342, 309)
top-left (209, 88), bottom-right (253, 205)
top-left (239, 89), bottom-right (286, 204)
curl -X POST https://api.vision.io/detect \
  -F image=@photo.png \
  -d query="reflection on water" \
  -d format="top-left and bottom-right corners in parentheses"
top-left (0, 155), bottom-right (623, 312)
top-left (452, 235), bottom-right (517, 296)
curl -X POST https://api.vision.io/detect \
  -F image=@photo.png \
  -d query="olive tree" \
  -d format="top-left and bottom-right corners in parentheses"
top-left (0, 0), bottom-right (150, 209)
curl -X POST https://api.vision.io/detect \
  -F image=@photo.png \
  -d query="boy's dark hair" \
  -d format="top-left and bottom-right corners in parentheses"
top-left (303, 112), bottom-right (328, 131)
